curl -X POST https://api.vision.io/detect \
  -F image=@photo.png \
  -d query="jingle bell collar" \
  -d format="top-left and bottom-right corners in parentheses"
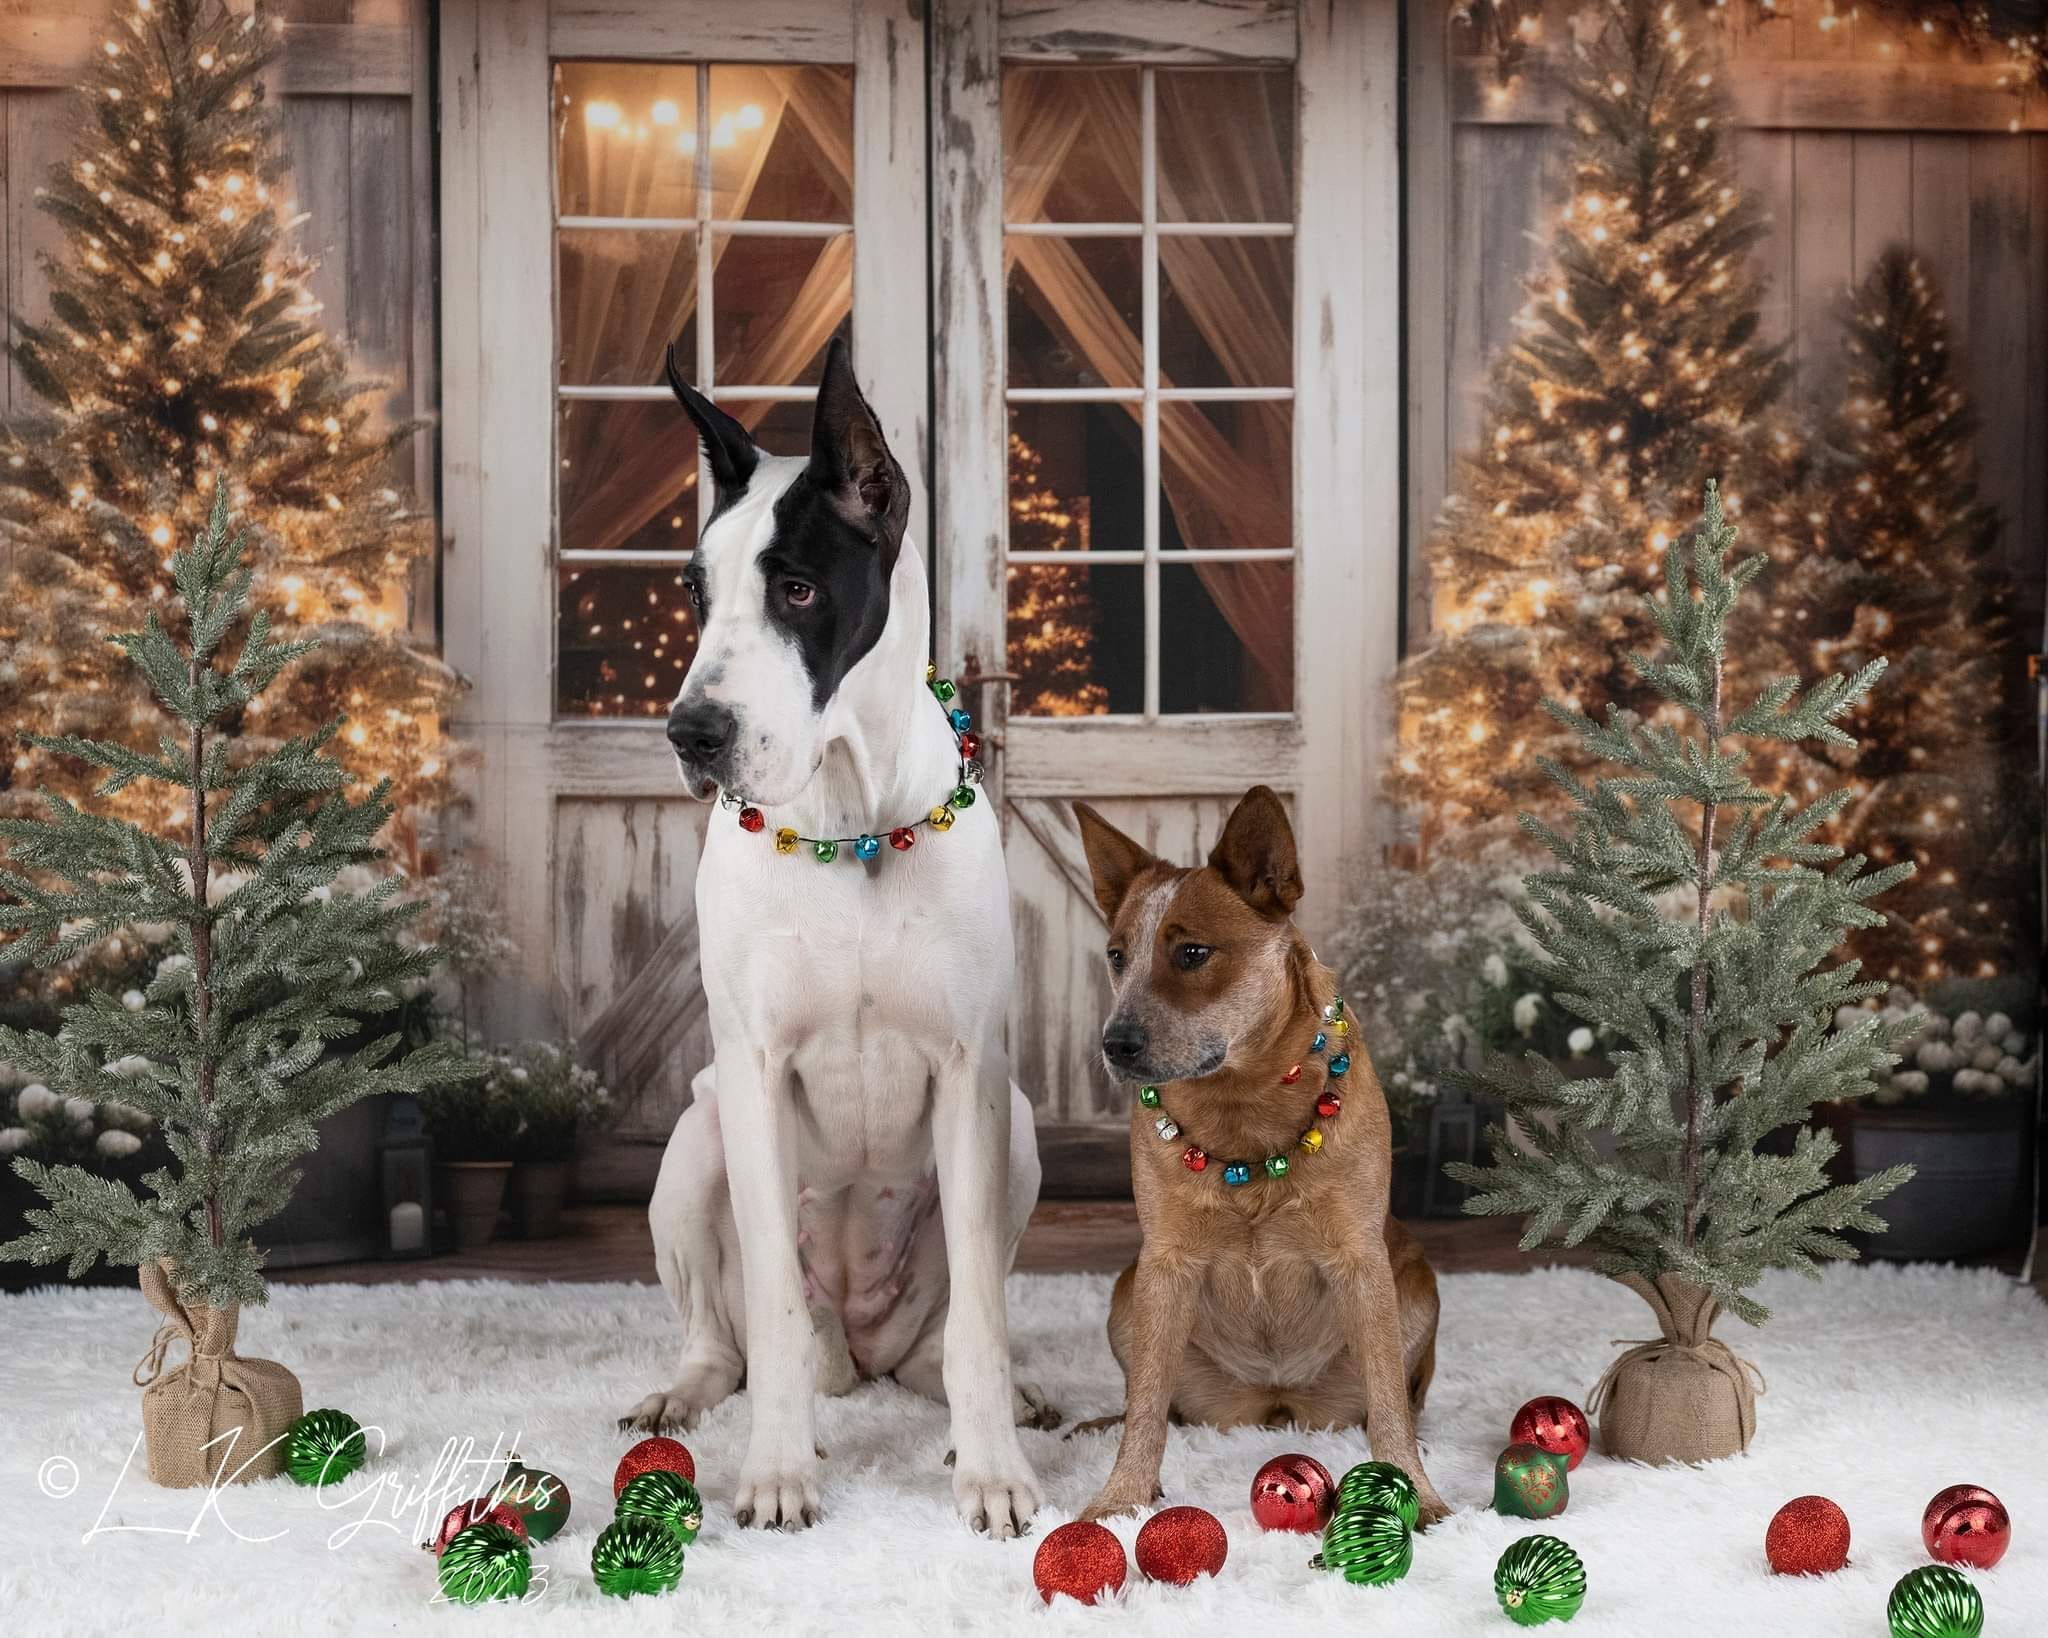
top-left (720, 664), bottom-right (985, 862)
top-left (1139, 997), bottom-right (1353, 1184)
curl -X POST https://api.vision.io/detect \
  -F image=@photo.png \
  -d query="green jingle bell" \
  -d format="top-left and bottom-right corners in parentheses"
top-left (1887, 1565), bottom-right (1984, 1638)
top-left (1336, 1461), bottom-right (1420, 1530)
top-left (593, 1515), bottom-right (686, 1599)
top-left (1312, 1502), bottom-right (1412, 1587)
top-left (1494, 1534), bottom-right (1587, 1626)
top-left (282, 1408), bottom-right (367, 1487)
top-left (437, 1521), bottom-right (533, 1605)
top-left (1493, 1442), bottom-right (1569, 1519)
top-left (616, 1470), bottom-right (704, 1545)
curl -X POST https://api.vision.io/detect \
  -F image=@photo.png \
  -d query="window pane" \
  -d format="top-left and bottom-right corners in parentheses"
top-left (559, 400), bottom-right (697, 554)
top-left (1159, 237), bottom-right (1290, 389)
top-left (1159, 399), bottom-right (1292, 549)
top-left (559, 564), bottom-right (699, 719)
top-left (1008, 561), bottom-right (1134, 716)
top-left (559, 230), bottom-right (696, 388)
top-left (1008, 401), bottom-right (1142, 556)
top-left (710, 65), bottom-right (852, 222)
top-left (714, 398), bottom-right (817, 464)
top-left (1156, 69), bottom-right (1293, 223)
top-left (1007, 236), bottom-right (1142, 390)
top-left (1161, 561), bottom-right (1292, 713)
top-left (1002, 67), bottom-right (1140, 222)
top-left (712, 233), bottom-right (852, 386)
top-left (556, 62), bottom-right (699, 219)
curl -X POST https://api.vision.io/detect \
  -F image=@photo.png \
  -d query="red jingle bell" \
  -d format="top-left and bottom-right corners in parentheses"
top-left (1922, 1485), bottom-right (2010, 1570)
top-left (425, 1496), bottom-right (528, 1556)
top-left (738, 805), bottom-right (765, 833)
top-left (1032, 1519), bottom-right (1128, 1605)
top-left (889, 826), bottom-right (916, 851)
top-left (1135, 1506), bottom-right (1228, 1585)
top-left (613, 1435), bottom-right (695, 1498)
top-left (1182, 1146), bottom-right (1209, 1172)
top-left (1250, 1453), bottom-right (1335, 1533)
top-left (957, 730), bottom-right (980, 759)
top-left (1509, 1395), bottom-right (1592, 1471)
top-left (1764, 1494), bottom-right (1851, 1576)
top-left (1315, 1091), bottom-right (1342, 1119)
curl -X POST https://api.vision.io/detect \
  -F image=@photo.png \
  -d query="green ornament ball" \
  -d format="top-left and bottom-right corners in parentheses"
top-left (1312, 1502), bottom-right (1412, 1587)
top-left (1336, 1461), bottom-right (1420, 1530)
top-left (1887, 1565), bottom-right (1984, 1638)
top-left (1494, 1443), bottom-right (1570, 1519)
top-left (437, 1521), bottom-right (533, 1605)
top-left (1494, 1534), bottom-right (1587, 1626)
top-left (593, 1515), bottom-right (686, 1599)
top-left (282, 1408), bottom-right (366, 1487)
top-left (616, 1470), bottom-right (705, 1545)
top-left (491, 1457), bottom-right (572, 1542)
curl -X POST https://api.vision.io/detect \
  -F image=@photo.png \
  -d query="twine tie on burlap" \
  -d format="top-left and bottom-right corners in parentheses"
top-left (133, 1259), bottom-right (302, 1487)
top-left (1584, 1272), bottom-right (1764, 1464)
top-left (1586, 1334), bottom-right (1766, 1432)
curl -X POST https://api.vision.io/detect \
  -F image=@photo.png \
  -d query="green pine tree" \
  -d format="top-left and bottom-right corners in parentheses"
top-left (1447, 484), bottom-right (1914, 1326)
top-left (0, 480), bottom-right (470, 1306)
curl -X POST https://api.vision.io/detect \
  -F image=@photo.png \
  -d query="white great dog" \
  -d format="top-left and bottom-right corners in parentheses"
top-left (622, 338), bottom-right (1052, 1536)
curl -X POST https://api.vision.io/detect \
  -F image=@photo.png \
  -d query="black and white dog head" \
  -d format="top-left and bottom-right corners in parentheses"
top-left (663, 337), bottom-right (911, 805)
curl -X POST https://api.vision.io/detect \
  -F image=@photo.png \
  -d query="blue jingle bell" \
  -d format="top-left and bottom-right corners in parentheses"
top-left (948, 707), bottom-right (972, 734)
top-left (854, 834), bottom-right (881, 862)
top-left (1328, 1053), bottom-right (1351, 1077)
top-left (1222, 1162), bottom-right (1252, 1186)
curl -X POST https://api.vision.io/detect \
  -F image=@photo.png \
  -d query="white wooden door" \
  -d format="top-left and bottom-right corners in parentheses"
top-left (438, 0), bottom-right (927, 1193)
top-left (930, 0), bottom-right (1403, 1183)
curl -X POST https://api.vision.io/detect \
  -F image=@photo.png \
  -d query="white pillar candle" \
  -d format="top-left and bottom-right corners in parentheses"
top-left (389, 1200), bottom-right (425, 1253)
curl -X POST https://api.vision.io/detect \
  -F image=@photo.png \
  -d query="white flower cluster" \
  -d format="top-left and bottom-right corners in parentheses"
top-left (1844, 988), bottom-right (2038, 1104)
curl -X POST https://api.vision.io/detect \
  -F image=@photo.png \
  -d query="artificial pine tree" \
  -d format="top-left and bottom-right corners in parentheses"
top-left (0, 0), bottom-right (455, 841)
top-left (0, 480), bottom-right (469, 1313)
top-left (1447, 485), bottom-right (1914, 1461)
top-left (1803, 248), bottom-right (2023, 983)
top-left (1392, 0), bottom-right (1818, 857)
top-left (1007, 430), bottom-right (1109, 716)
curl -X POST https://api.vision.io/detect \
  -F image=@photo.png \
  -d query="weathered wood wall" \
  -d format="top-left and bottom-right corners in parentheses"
top-left (1406, 0), bottom-right (2048, 643)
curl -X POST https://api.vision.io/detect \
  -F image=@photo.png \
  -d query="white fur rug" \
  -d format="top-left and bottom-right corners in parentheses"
top-left (3, 1264), bottom-right (2043, 1636)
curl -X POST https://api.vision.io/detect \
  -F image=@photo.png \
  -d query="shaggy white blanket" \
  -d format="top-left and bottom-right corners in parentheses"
top-left (2, 1264), bottom-right (2043, 1636)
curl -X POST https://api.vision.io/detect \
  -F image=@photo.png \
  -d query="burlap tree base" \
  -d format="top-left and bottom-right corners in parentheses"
top-left (1587, 1273), bottom-right (1764, 1465)
top-left (134, 1261), bottom-right (303, 1488)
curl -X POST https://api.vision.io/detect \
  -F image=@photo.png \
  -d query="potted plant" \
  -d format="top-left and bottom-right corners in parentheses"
top-left (497, 1041), bottom-right (612, 1239)
top-left (1821, 980), bottom-right (2036, 1261)
top-left (417, 1072), bottom-right (522, 1251)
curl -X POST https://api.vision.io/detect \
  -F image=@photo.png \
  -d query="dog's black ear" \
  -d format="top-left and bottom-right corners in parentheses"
top-left (1074, 802), bottom-right (1157, 922)
top-left (665, 342), bottom-right (758, 498)
top-left (810, 335), bottom-right (910, 566)
top-left (1208, 785), bottom-right (1302, 919)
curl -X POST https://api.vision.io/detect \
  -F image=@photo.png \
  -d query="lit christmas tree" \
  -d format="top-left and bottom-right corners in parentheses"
top-left (1806, 248), bottom-right (2024, 982)
top-left (1391, 0), bottom-right (1819, 858)
top-left (0, 0), bottom-right (456, 848)
top-left (1007, 431), bottom-right (1108, 717)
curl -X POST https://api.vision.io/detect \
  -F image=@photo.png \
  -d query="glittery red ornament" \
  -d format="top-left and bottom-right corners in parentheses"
top-left (1250, 1453), bottom-right (1335, 1533)
top-left (1922, 1485), bottom-right (2010, 1570)
top-left (1134, 1506), bottom-right (1228, 1585)
top-left (425, 1496), bottom-right (528, 1556)
top-left (1032, 1520), bottom-right (1128, 1605)
top-left (1509, 1395), bottom-right (1592, 1471)
top-left (613, 1436), bottom-right (695, 1498)
top-left (1765, 1494), bottom-right (1851, 1576)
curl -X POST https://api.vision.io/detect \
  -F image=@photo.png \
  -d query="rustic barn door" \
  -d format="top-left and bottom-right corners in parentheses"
top-left (439, 0), bottom-right (927, 1194)
top-left (930, 0), bottom-right (1404, 1184)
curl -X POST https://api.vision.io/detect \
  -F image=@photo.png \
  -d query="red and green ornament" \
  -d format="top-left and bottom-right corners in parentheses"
top-left (491, 1455), bottom-right (571, 1543)
top-left (1311, 1502), bottom-right (1412, 1587)
top-left (616, 1470), bottom-right (704, 1545)
top-left (425, 1496), bottom-right (528, 1557)
top-left (1493, 1443), bottom-right (1569, 1520)
top-left (281, 1408), bottom-right (366, 1487)
top-left (592, 1516), bottom-right (685, 1599)
top-left (1494, 1534), bottom-right (1587, 1626)
top-left (1336, 1461), bottom-right (1420, 1530)
top-left (1887, 1565), bottom-right (1984, 1638)
top-left (437, 1521), bottom-right (533, 1605)
top-left (614, 1435), bottom-right (696, 1496)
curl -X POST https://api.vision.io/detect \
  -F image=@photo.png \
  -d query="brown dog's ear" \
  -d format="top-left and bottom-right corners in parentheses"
top-left (1207, 785), bottom-right (1301, 919)
top-left (1073, 802), bottom-right (1156, 922)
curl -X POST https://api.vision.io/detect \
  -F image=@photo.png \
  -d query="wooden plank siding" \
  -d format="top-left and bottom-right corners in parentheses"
top-left (1406, 2), bottom-right (2048, 636)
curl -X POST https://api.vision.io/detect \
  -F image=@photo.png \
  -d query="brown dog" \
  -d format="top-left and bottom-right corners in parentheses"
top-left (1071, 786), bottom-right (1449, 1525)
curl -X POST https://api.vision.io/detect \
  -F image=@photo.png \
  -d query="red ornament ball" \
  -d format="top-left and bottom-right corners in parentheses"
top-left (1765, 1495), bottom-right (1852, 1576)
top-left (1250, 1453), bottom-right (1336, 1534)
top-left (613, 1436), bottom-right (695, 1499)
top-left (1134, 1506), bottom-right (1228, 1585)
top-left (427, 1496), bottom-right (528, 1557)
top-left (1033, 1519), bottom-right (1128, 1605)
top-left (1922, 1485), bottom-right (2011, 1570)
top-left (1510, 1395), bottom-right (1591, 1471)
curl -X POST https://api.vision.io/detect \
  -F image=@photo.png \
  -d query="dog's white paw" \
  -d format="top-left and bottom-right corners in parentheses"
top-left (616, 1390), bottom-right (705, 1435)
top-left (1013, 1380), bottom-right (1063, 1431)
top-left (734, 1462), bottom-right (822, 1531)
top-left (952, 1446), bottom-right (1041, 1539)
